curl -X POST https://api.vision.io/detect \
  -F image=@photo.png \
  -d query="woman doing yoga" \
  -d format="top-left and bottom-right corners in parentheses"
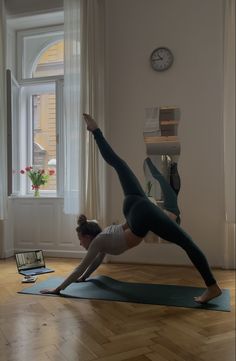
top-left (41, 114), bottom-right (221, 303)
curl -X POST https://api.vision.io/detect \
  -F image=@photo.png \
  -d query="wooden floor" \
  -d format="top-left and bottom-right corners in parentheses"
top-left (0, 258), bottom-right (235, 361)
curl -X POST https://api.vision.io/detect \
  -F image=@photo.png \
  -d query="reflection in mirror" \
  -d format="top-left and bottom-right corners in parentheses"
top-left (143, 106), bottom-right (181, 242)
top-left (144, 155), bottom-right (180, 207)
top-left (143, 106), bottom-right (181, 209)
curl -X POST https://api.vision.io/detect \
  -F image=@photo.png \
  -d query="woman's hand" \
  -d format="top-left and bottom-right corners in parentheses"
top-left (40, 288), bottom-right (61, 295)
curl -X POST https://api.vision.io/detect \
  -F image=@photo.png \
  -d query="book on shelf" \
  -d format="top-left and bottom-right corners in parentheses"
top-left (159, 106), bottom-right (181, 122)
top-left (143, 135), bottom-right (178, 143)
top-left (143, 107), bottom-right (161, 137)
top-left (143, 106), bottom-right (180, 138)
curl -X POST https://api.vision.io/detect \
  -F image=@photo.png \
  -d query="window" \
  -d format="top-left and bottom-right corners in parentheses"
top-left (10, 26), bottom-right (64, 196)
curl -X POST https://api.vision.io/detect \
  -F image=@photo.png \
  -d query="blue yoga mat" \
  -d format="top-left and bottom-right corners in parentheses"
top-left (18, 275), bottom-right (231, 312)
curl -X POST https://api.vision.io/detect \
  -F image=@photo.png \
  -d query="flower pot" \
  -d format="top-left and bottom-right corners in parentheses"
top-left (34, 187), bottom-right (40, 197)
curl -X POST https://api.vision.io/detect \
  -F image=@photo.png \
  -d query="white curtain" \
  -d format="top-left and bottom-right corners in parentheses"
top-left (64, 0), bottom-right (106, 225)
top-left (64, 0), bottom-right (85, 215)
top-left (223, 0), bottom-right (235, 268)
top-left (80, 0), bottom-right (106, 225)
top-left (0, 0), bottom-right (7, 221)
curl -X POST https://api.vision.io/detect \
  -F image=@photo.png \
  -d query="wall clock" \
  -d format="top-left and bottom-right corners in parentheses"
top-left (150, 47), bottom-right (174, 71)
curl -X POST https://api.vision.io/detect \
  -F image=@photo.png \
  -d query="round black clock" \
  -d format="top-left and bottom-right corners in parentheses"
top-left (150, 47), bottom-right (174, 71)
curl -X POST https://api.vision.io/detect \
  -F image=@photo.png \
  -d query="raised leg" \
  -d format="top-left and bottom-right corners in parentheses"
top-left (144, 157), bottom-right (180, 217)
top-left (83, 113), bottom-right (146, 197)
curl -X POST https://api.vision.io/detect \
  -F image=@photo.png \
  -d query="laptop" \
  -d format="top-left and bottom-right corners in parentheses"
top-left (15, 250), bottom-right (54, 276)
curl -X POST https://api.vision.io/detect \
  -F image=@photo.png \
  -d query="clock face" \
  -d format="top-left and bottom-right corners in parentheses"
top-left (150, 47), bottom-right (174, 71)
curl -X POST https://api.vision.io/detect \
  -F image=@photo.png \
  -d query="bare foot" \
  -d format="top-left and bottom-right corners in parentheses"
top-left (164, 210), bottom-right (177, 222)
top-left (83, 113), bottom-right (98, 131)
top-left (194, 284), bottom-right (222, 304)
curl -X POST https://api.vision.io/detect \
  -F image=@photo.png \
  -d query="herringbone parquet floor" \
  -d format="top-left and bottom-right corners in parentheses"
top-left (0, 258), bottom-right (235, 361)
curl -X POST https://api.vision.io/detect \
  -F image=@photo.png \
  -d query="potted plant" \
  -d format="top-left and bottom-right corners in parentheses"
top-left (20, 166), bottom-right (55, 197)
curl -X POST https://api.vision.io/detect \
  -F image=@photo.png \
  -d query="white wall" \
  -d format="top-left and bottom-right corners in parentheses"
top-left (105, 0), bottom-right (225, 267)
top-left (4, 0), bottom-right (231, 268)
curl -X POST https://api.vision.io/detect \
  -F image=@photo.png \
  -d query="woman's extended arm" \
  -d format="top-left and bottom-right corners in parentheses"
top-left (79, 252), bottom-right (106, 281)
top-left (40, 240), bottom-right (104, 294)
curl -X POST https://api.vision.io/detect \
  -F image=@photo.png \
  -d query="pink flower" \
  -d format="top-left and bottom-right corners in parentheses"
top-left (20, 166), bottom-right (55, 190)
top-left (48, 169), bottom-right (55, 176)
top-left (32, 185), bottom-right (39, 190)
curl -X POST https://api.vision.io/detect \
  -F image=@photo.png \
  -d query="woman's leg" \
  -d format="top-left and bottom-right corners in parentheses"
top-left (91, 128), bottom-right (147, 198)
top-left (141, 202), bottom-right (221, 302)
top-left (144, 157), bottom-right (180, 217)
top-left (170, 161), bottom-right (181, 195)
top-left (84, 114), bottom-right (146, 197)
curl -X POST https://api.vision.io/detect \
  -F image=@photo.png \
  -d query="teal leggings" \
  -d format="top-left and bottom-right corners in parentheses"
top-left (144, 157), bottom-right (181, 224)
top-left (92, 128), bottom-right (216, 286)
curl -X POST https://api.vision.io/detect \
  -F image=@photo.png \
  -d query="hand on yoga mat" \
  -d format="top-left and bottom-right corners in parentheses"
top-left (40, 288), bottom-right (61, 295)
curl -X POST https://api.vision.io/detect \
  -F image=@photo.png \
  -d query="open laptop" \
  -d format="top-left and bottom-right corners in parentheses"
top-left (15, 250), bottom-right (54, 276)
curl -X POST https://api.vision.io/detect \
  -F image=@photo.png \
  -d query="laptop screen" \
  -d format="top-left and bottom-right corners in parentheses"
top-left (15, 250), bottom-right (45, 272)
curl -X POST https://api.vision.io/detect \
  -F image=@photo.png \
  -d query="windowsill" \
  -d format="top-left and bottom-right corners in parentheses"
top-left (9, 194), bottom-right (64, 199)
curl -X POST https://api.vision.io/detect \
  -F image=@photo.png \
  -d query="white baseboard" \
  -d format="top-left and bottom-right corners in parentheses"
top-left (44, 250), bottom-right (85, 258)
top-left (13, 248), bottom-right (86, 259)
top-left (1, 249), bottom-right (14, 259)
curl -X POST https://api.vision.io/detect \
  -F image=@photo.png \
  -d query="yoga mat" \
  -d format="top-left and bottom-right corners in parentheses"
top-left (18, 275), bottom-right (231, 312)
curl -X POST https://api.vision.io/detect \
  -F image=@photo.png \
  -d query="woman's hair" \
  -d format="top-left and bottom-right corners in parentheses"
top-left (76, 214), bottom-right (102, 237)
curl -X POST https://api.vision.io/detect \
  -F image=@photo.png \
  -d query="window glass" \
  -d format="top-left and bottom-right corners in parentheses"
top-left (33, 40), bottom-right (64, 78)
top-left (32, 89), bottom-right (57, 191)
top-left (19, 26), bottom-right (63, 79)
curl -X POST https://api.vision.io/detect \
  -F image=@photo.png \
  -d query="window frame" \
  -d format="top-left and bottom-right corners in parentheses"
top-left (16, 25), bottom-right (64, 82)
top-left (11, 76), bottom-right (64, 197)
top-left (11, 25), bottom-right (64, 197)
top-left (6, 70), bottom-right (20, 196)
top-left (22, 80), bottom-right (57, 196)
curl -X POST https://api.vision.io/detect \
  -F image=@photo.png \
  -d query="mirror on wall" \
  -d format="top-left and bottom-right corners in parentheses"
top-left (143, 106), bottom-right (181, 209)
